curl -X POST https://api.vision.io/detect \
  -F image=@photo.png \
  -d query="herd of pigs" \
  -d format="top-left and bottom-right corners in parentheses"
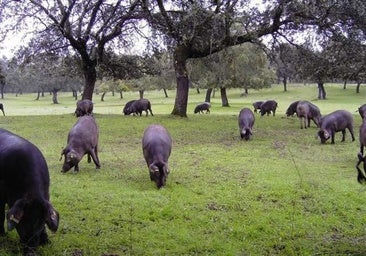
top-left (1, 97), bottom-right (366, 255)
top-left (247, 99), bottom-right (366, 184)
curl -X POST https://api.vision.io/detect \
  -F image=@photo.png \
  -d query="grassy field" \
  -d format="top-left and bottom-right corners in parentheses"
top-left (1, 83), bottom-right (366, 255)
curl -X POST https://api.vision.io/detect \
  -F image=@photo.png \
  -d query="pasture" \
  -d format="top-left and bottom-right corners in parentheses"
top-left (1, 84), bottom-right (366, 255)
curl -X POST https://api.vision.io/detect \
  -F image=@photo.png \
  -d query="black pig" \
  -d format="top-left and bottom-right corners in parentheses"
top-left (75, 99), bottom-right (93, 117)
top-left (286, 101), bottom-right (300, 117)
top-left (358, 104), bottom-right (366, 119)
top-left (194, 102), bottom-right (211, 114)
top-left (0, 103), bottom-right (5, 116)
top-left (0, 128), bottom-right (59, 255)
top-left (238, 108), bottom-right (255, 140)
top-left (296, 100), bottom-right (321, 129)
top-left (252, 101), bottom-right (263, 113)
top-left (259, 100), bottom-right (278, 116)
top-left (123, 100), bottom-right (136, 115)
top-left (142, 124), bottom-right (172, 189)
top-left (61, 116), bottom-right (101, 172)
top-left (317, 110), bottom-right (355, 144)
top-left (356, 119), bottom-right (366, 183)
top-left (125, 99), bottom-right (153, 116)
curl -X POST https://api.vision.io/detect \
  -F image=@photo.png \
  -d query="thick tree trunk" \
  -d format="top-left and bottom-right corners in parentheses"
top-left (317, 82), bottom-right (326, 100)
top-left (220, 87), bottom-right (229, 107)
top-left (205, 88), bottom-right (213, 103)
top-left (52, 89), bottom-right (59, 104)
top-left (139, 90), bottom-right (144, 99)
top-left (82, 61), bottom-right (97, 101)
top-left (0, 83), bottom-right (4, 99)
top-left (171, 46), bottom-right (189, 117)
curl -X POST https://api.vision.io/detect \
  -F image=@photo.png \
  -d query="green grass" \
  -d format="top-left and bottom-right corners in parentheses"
top-left (1, 83), bottom-right (366, 255)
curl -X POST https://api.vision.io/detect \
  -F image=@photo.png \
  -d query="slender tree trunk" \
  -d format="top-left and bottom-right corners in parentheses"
top-left (220, 87), bottom-right (229, 107)
top-left (101, 92), bottom-right (106, 101)
top-left (171, 46), bottom-right (189, 117)
top-left (356, 81), bottom-right (361, 93)
top-left (52, 89), bottom-right (59, 104)
top-left (163, 89), bottom-right (168, 98)
top-left (35, 91), bottom-right (40, 100)
top-left (205, 88), bottom-right (213, 103)
top-left (139, 90), bottom-right (144, 99)
top-left (196, 88), bottom-right (200, 94)
top-left (82, 60), bottom-right (97, 101)
top-left (0, 83), bottom-right (4, 99)
top-left (119, 90), bottom-right (123, 99)
top-left (283, 77), bottom-right (287, 92)
top-left (72, 89), bottom-right (78, 100)
top-left (317, 82), bottom-right (326, 100)
top-left (343, 80), bottom-right (347, 89)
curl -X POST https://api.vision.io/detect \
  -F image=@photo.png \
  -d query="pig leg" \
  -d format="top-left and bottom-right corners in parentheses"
top-left (349, 127), bottom-right (355, 141)
top-left (90, 148), bottom-right (101, 169)
top-left (341, 130), bottom-right (346, 142)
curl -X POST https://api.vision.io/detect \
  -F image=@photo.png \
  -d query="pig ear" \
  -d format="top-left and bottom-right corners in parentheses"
top-left (7, 199), bottom-right (26, 231)
top-left (45, 202), bottom-right (59, 232)
top-left (149, 163), bottom-right (160, 173)
top-left (60, 148), bottom-right (67, 161)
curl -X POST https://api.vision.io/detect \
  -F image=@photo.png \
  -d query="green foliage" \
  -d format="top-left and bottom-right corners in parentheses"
top-left (0, 84), bottom-right (366, 255)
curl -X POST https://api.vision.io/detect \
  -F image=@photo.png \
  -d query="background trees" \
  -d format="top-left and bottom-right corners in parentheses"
top-left (1, 0), bottom-right (366, 113)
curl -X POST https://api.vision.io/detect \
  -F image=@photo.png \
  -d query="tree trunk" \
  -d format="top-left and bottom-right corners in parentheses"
top-left (52, 89), bottom-right (59, 104)
top-left (283, 77), bottom-right (287, 92)
top-left (35, 91), bottom-right (40, 100)
top-left (72, 89), bottom-right (78, 100)
top-left (220, 87), bottom-right (229, 107)
top-left (139, 90), bottom-right (144, 99)
top-left (163, 89), bottom-right (168, 98)
top-left (356, 81), bottom-right (361, 93)
top-left (171, 46), bottom-right (190, 117)
top-left (205, 88), bottom-right (213, 103)
top-left (343, 80), bottom-right (347, 89)
top-left (82, 60), bottom-right (97, 101)
top-left (0, 83), bottom-right (4, 99)
top-left (196, 88), bottom-right (200, 94)
top-left (101, 92), bottom-right (106, 101)
top-left (317, 82), bottom-right (326, 100)
top-left (119, 90), bottom-right (123, 99)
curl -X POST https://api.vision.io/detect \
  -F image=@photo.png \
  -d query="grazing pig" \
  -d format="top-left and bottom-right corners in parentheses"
top-left (142, 125), bottom-right (172, 189)
top-left (356, 119), bottom-right (366, 183)
top-left (194, 102), bottom-right (211, 114)
top-left (238, 108), bottom-right (255, 140)
top-left (61, 115), bottom-right (101, 172)
top-left (358, 104), bottom-right (366, 119)
top-left (0, 103), bottom-right (4, 116)
top-left (252, 101), bottom-right (263, 113)
top-left (286, 101), bottom-right (300, 117)
top-left (75, 99), bottom-right (93, 117)
top-left (317, 110), bottom-right (355, 144)
top-left (123, 100), bottom-right (136, 115)
top-left (296, 100), bottom-right (321, 129)
top-left (259, 100), bottom-right (278, 116)
top-left (0, 128), bottom-right (59, 255)
top-left (125, 98), bottom-right (153, 116)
